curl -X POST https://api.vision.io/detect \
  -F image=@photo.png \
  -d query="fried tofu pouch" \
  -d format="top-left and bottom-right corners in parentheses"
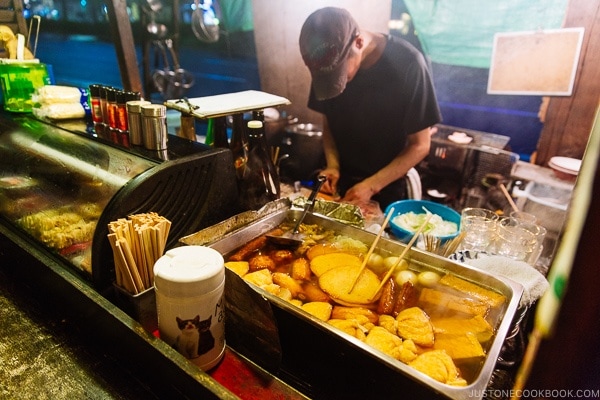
top-left (328, 317), bottom-right (371, 341)
top-left (409, 350), bottom-right (468, 386)
top-left (396, 307), bottom-right (435, 347)
top-left (365, 326), bottom-right (418, 363)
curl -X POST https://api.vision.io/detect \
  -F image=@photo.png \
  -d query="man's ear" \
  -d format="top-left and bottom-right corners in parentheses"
top-left (354, 34), bottom-right (364, 50)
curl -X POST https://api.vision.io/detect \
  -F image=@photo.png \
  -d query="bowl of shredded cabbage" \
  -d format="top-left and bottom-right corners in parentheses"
top-left (385, 200), bottom-right (461, 244)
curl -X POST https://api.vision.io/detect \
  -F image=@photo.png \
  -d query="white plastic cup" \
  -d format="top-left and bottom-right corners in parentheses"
top-left (154, 246), bottom-right (226, 371)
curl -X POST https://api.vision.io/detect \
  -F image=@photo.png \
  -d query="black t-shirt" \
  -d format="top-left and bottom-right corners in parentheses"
top-left (308, 35), bottom-right (441, 203)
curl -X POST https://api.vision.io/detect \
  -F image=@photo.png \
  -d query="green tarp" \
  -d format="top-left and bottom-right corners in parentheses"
top-left (404, 0), bottom-right (569, 68)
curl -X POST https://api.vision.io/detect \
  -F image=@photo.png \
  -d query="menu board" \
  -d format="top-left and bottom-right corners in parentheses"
top-left (488, 27), bottom-right (584, 96)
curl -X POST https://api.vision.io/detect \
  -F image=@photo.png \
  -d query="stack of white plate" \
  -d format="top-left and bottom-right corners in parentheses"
top-left (549, 156), bottom-right (581, 179)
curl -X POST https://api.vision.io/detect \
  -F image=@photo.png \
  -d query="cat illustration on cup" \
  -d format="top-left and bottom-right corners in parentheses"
top-left (175, 315), bottom-right (215, 359)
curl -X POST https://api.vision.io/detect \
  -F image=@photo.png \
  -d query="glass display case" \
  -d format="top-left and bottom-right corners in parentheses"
top-left (0, 114), bottom-right (240, 289)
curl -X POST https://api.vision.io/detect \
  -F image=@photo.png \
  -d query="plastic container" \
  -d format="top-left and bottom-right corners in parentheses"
top-left (513, 181), bottom-right (570, 233)
top-left (0, 62), bottom-right (52, 112)
top-left (153, 246), bottom-right (225, 371)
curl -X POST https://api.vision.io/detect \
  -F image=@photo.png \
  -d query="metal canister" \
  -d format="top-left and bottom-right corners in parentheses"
top-left (126, 100), bottom-right (151, 145)
top-left (153, 246), bottom-right (226, 371)
top-left (141, 103), bottom-right (168, 150)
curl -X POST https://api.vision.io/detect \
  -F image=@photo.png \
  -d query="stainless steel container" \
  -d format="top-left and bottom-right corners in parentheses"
top-left (141, 104), bottom-right (168, 150)
top-left (181, 203), bottom-right (523, 399)
top-left (126, 100), bottom-right (151, 145)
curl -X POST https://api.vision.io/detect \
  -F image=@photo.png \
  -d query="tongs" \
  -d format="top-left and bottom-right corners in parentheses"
top-left (267, 175), bottom-right (326, 247)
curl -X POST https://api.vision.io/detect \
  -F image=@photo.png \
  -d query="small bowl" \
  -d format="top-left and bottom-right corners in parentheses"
top-left (385, 199), bottom-right (461, 244)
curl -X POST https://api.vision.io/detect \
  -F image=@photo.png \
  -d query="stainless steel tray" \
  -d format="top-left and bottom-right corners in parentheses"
top-left (181, 204), bottom-right (523, 399)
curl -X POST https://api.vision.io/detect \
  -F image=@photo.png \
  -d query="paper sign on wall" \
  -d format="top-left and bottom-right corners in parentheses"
top-left (488, 27), bottom-right (584, 96)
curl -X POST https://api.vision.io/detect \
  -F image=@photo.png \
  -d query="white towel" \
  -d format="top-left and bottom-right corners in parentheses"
top-left (464, 254), bottom-right (549, 308)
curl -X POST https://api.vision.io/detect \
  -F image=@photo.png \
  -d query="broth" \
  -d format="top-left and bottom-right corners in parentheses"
top-left (224, 221), bottom-right (507, 385)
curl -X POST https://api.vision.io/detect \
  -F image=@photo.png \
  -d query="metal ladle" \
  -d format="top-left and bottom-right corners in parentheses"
top-left (267, 175), bottom-right (326, 247)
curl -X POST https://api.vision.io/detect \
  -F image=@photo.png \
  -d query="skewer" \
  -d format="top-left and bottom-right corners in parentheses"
top-left (441, 230), bottom-right (466, 257)
top-left (371, 213), bottom-right (432, 299)
top-left (347, 207), bottom-right (395, 293)
top-left (499, 183), bottom-right (519, 213)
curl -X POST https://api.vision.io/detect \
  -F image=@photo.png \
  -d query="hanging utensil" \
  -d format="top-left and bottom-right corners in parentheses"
top-left (151, 40), bottom-right (172, 94)
top-left (191, 0), bottom-right (220, 43)
top-left (266, 175), bottom-right (326, 247)
top-left (163, 38), bottom-right (195, 100)
top-left (26, 15), bottom-right (41, 58)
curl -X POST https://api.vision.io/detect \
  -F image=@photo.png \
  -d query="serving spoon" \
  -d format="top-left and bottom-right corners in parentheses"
top-left (267, 175), bottom-right (326, 247)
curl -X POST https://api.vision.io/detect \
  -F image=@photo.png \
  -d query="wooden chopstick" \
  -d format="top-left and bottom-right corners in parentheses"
top-left (108, 212), bottom-right (171, 294)
top-left (499, 183), bottom-right (519, 213)
top-left (371, 213), bottom-right (432, 300)
top-left (347, 207), bottom-right (395, 293)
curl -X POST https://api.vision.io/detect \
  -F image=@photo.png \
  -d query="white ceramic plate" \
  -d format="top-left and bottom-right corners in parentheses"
top-left (549, 156), bottom-right (581, 174)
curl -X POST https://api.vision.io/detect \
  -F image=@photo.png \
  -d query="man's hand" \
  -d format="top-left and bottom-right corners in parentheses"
top-left (318, 167), bottom-right (340, 197)
top-left (342, 180), bottom-right (376, 204)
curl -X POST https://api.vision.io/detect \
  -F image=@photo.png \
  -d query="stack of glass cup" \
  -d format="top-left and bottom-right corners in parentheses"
top-left (460, 207), bottom-right (546, 266)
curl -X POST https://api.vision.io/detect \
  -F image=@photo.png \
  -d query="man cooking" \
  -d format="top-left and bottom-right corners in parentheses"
top-left (299, 7), bottom-right (442, 209)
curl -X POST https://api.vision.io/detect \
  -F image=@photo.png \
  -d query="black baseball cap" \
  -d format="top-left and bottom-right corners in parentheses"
top-left (299, 7), bottom-right (359, 100)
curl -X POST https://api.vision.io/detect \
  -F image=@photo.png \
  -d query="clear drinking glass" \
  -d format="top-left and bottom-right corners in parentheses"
top-left (510, 211), bottom-right (537, 224)
top-left (460, 207), bottom-right (499, 252)
top-left (519, 221), bottom-right (547, 266)
top-left (494, 217), bottom-right (536, 261)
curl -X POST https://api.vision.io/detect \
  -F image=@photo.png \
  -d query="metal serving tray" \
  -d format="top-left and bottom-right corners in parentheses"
top-left (181, 203), bottom-right (523, 399)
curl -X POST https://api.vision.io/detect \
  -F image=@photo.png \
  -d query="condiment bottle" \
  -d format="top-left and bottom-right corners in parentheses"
top-left (212, 116), bottom-right (229, 149)
top-left (154, 246), bottom-right (226, 371)
top-left (115, 90), bottom-right (129, 132)
top-left (99, 85), bottom-right (111, 126)
top-left (115, 90), bottom-right (130, 146)
top-left (107, 88), bottom-right (118, 125)
top-left (238, 119), bottom-right (280, 210)
top-left (88, 84), bottom-right (103, 124)
top-left (106, 87), bottom-right (119, 142)
top-left (126, 100), bottom-right (151, 146)
top-left (252, 109), bottom-right (264, 122)
top-left (229, 113), bottom-right (248, 181)
top-left (204, 118), bottom-right (214, 146)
